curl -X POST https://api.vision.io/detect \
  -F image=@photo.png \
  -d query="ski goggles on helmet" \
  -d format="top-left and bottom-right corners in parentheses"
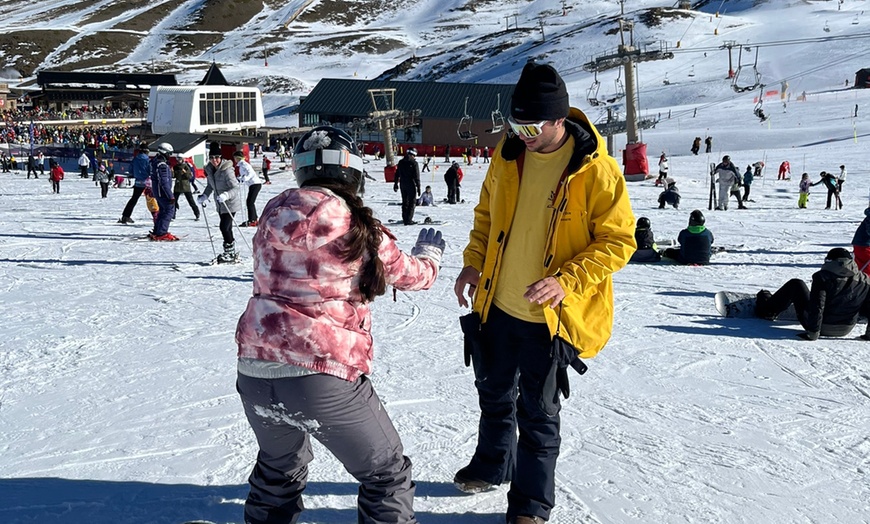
top-left (507, 116), bottom-right (548, 138)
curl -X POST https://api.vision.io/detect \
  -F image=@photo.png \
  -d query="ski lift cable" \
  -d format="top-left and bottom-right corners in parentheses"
top-left (666, 46), bottom-right (870, 120)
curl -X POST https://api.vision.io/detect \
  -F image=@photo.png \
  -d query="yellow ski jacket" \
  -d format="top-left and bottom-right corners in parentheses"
top-left (463, 108), bottom-right (637, 358)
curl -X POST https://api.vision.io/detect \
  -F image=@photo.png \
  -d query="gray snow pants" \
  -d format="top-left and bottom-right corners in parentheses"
top-left (237, 372), bottom-right (418, 524)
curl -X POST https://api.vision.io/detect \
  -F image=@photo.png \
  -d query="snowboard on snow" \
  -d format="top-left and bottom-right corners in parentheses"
top-left (387, 218), bottom-right (448, 226)
top-left (714, 291), bottom-right (797, 321)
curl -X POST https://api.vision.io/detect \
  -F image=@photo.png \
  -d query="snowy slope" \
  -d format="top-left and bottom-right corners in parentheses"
top-left (2, 0), bottom-right (870, 523)
top-left (1, 83), bottom-right (869, 523)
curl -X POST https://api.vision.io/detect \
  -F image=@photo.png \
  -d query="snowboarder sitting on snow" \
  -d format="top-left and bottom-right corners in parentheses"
top-left (418, 185), bottom-right (435, 206)
top-left (662, 210), bottom-right (714, 265)
top-left (756, 248), bottom-right (870, 340)
top-left (657, 178), bottom-right (680, 209)
top-left (629, 217), bottom-right (661, 263)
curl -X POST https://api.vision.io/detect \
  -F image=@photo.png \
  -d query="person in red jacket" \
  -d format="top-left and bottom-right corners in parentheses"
top-left (49, 159), bottom-right (64, 194)
top-left (235, 126), bottom-right (444, 524)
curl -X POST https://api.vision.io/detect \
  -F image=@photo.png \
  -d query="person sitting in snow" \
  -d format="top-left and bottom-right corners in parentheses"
top-left (662, 210), bottom-right (714, 265)
top-left (658, 178), bottom-right (680, 209)
top-left (418, 185), bottom-right (435, 206)
top-left (755, 248), bottom-right (870, 340)
top-left (629, 217), bottom-right (661, 263)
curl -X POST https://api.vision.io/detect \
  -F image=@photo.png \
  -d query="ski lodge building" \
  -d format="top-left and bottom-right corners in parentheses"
top-left (296, 78), bottom-right (516, 158)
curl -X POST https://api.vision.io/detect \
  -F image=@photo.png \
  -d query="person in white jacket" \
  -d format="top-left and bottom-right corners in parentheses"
top-left (715, 155), bottom-right (745, 210)
top-left (233, 150), bottom-right (262, 227)
top-left (77, 151), bottom-right (90, 178)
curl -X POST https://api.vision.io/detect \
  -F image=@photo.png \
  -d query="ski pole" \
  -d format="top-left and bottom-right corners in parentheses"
top-left (221, 199), bottom-right (252, 252)
top-left (200, 201), bottom-right (218, 260)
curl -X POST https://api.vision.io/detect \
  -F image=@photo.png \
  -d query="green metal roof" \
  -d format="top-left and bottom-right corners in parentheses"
top-left (298, 78), bottom-right (515, 120)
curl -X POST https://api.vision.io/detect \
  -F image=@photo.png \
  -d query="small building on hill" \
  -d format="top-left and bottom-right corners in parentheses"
top-left (297, 78), bottom-right (515, 157)
top-left (855, 69), bottom-right (870, 89)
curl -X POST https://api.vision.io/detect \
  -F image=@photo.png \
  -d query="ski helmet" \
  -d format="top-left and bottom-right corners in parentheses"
top-left (689, 209), bottom-right (705, 227)
top-left (637, 217), bottom-right (650, 229)
top-left (825, 247), bottom-right (851, 261)
top-left (155, 142), bottom-right (174, 156)
top-left (292, 126), bottom-right (364, 192)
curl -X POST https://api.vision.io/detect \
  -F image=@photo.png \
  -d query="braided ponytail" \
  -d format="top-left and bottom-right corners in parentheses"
top-left (304, 180), bottom-right (386, 302)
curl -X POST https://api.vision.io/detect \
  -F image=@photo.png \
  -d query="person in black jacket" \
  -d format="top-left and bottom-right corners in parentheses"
top-left (756, 247), bottom-right (870, 340)
top-left (394, 149), bottom-right (421, 225)
top-left (444, 161), bottom-right (462, 204)
top-left (811, 170), bottom-right (842, 210)
top-left (629, 217), bottom-right (661, 263)
top-left (662, 210), bottom-right (713, 265)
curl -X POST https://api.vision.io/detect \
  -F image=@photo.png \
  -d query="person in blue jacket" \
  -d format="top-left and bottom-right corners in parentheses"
top-left (148, 143), bottom-right (178, 241)
top-left (662, 210), bottom-right (714, 265)
top-left (118, 146), bottom-right (153, 224)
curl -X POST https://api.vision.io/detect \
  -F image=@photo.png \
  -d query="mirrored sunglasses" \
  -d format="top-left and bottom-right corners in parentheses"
top-left (507, 117), bottom-right (548, 138)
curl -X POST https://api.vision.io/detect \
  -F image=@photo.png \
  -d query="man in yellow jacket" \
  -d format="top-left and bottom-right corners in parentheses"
top-left (453, 62), bottom-right (636, 524)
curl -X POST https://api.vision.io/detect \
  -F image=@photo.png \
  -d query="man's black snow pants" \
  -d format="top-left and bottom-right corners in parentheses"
top-left (465, 304), bottom-right (559, 522)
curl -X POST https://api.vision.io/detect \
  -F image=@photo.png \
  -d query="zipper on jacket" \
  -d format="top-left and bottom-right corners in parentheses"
top-left (483, 230), bottom-right (507, 291)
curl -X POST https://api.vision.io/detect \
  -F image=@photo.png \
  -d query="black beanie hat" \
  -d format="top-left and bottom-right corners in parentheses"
top-left (825, 247), bottom-right (852, 261)
top-left (208, 142), bottom-right (222, 157)
top-left (511, 62), bottom-right (570, 121)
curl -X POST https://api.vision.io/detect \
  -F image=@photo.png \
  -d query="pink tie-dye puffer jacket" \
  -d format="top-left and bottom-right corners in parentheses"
top-left (235, 186), bottom-right (439, 381)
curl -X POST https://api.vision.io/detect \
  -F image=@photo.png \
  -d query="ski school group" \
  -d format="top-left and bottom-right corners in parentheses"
top-left (115, 141), bottom-right (266, 264)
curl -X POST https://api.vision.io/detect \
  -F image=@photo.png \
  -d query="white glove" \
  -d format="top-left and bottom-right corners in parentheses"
top-left (197, 194), bottom-right (208, 207)
top-left (411, 228), bottom-right (445, 266)
top-left (217, 193), bottom-right (228, 203)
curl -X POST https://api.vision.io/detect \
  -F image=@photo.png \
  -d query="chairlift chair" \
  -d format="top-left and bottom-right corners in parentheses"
top-left (586, 72), bottom-right (603, 106)
top-left (486, 93), bottom-right (505, 134)
top-left (457, 97), bottom-right (478, 141)
top-left (731, 45), bottom-right (762, 93)
top-left (606, 71), bottom-right (626, 103)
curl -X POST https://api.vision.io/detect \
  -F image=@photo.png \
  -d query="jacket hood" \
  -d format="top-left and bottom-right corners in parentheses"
top-left (864, 207), bottom-right (870, 218)
top-left (821, 257), bottom-right (859, 277)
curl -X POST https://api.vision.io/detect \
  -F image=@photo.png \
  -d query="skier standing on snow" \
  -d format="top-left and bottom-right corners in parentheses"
top-left (444, 160), bottom-right (463, 204)
top-left (171, 157), bottom-right (200, 221)
top-left (77, 150), bottom-right (90, 178)
top-left (393, 148), bottom-right (421, 225)
top-left (662, 210), bottom-right (714, 265)
top-left (778, 161), bottom-right (791, 180)
top-left (742, 165), bottom-right (755, 202)
top-left (452, 63), bottom-right (636, 524)
top-left (233, 150), bottom-right (262, 227)
top-left (198, 144), bottom-right (241, 263)
top-left (118, 146), bottom-right (151, 224)
top-left (837, 164), bottom-right (847, 193)
top-left (691, 136), bottom-right (701, 155)
top-left (714, 155), bottom-right (745, 210)
top-left (234, 125), bottom-right (444, 524)
top-left (656, 152), bottom-right (669, 186)
top-left (755, 248), bottom-right (870, 340)
top-left (811, 170), bottom-right (841, 209)
top-left (148, 143), bottom-right (177, 241)
top-left (48, 159), bottom-right (64, 194)
top-left (704, 135), bottom-right (713, 153)
top-left (798, 172), bottom-right (812, 208)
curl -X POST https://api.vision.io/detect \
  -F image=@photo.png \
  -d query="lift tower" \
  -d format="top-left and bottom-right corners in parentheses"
top-left (582, 1), bottom-right (674, 179)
